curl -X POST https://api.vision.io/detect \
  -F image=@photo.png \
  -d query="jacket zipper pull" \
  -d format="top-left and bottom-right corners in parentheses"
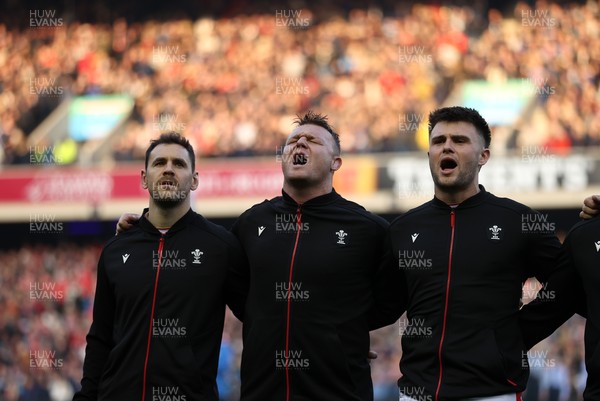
top-left (296, 206), bottom-right (302, 231)
top-left (450, 210), bottom-right (455, 228)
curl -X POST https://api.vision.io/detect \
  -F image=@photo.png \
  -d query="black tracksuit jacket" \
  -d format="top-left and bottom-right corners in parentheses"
top-left (520, 218), bottom-right (597, 400)
top-left (389, 186), bottom-right (561, 400)
top-left (73, 209), bottom-right (247, 401)
top-left (231, 189), bottom-right (404, 401)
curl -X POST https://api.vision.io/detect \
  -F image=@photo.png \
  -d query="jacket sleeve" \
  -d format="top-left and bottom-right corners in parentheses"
top-left (368, 227), bottom-right (407, 330)
top-left (226, 219), bottom-right (250, 322)
top-left (519, 231), bottom-right (586, 350)
top-left (73, 252), bottom-right (115, 401)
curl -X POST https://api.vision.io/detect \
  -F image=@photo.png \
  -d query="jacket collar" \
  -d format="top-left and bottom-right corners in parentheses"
top-left (282, 188), bottom-right (341, 208)
top-left (431, 184), bottom-right (489, 209)
top-left (138, 207), bottom-right (196, 236)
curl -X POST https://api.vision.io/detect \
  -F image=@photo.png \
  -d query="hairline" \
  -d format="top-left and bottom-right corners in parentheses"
top-left (288, 123), bottom-right (341, 155)
top-left (146, 143), bottom-right (195, 172)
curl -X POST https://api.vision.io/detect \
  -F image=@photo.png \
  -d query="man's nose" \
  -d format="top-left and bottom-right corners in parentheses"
top-left (163, 161), bottom-right (175, 172)
top-left (296, 136), bottom-right (308, 146)
top-left (442, 140), bottom-right (454, 152)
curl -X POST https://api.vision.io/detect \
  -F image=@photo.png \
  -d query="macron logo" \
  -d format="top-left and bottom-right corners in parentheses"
top-left (595, 241), bottom-right (600, 252)
top-left (411, 233), bottom-right (419, 243)
top-left (122, 254), bottom-right (130, 263)
top-left (258, 226), bottom-right (266, 236)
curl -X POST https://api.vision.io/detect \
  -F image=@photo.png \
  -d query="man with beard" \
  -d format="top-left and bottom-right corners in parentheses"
top-left (388, 106), bottom-right (566, 401)
top-left (117, 112), bottom-right (403, 400)
top-left (74, 132), bottom-right (247, 401)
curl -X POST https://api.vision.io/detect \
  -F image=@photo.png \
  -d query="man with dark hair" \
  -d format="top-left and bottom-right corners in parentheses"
top-left (144, 131), bottom-right (196, 173)
top-left (427, 105), bottom-right (492, 148)
top-left (389, 106), bottom-right (564, 401)
top-left (74, 132), bottom-right (247, 401)
top-left (117, 113), bottom-right (403, 401)
top-left (230, 111), bottom-right (402, 401)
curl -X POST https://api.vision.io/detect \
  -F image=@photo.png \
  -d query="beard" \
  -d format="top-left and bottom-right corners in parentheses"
top-left (282, 160), bottom-right (323, 190)
top-left (150, 188), bottom-right (188, 209)
top-left (430, 160), bottom-right (479, 194)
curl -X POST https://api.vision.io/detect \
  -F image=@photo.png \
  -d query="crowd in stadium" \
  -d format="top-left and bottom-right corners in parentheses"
top-left (0, 242), bottom-right (589, 400)
top-left (1, 1), bottom-right (599, 165)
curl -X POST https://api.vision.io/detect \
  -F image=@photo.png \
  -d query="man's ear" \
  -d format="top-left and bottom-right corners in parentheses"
top-left (141, 169), bottom-right (148, 189)
top-left (479, 148), bottom-right (490, 167)
top-left (191, 172), bottom-right (199, 191)
top-left (331, 156), bottom-right (342, 172)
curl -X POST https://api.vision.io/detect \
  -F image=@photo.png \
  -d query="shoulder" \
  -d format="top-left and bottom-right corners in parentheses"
top-left (335, 195), bottom-right (389, 229)
top-left (565, 217), bottom-right (600, 242)
top-left (188, 212), bottom-right (241, 249)
top-left (483, 192), bottom-right (536, 215)
top-left (238, 197), bottom-right (280, 219)
top-left (390, 200), bottom-right (434, 228)
top-left (102, 225), bottom-right (142, 252)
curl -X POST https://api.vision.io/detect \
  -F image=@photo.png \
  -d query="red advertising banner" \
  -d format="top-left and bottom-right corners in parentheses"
top-left (0, 164), bottom-right (285, 202)
top-left (0, 156), bottom-right (377, 204)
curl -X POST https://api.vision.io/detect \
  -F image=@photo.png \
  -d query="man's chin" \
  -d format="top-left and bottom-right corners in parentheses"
top-left (284, 176), bottom-right (313, 189)
top-left (432, 175), bottom-right (462, 191)
top-left (151, 191), bottom-right (188, 209)
top-left (153, 198), bottom-right (185, 209)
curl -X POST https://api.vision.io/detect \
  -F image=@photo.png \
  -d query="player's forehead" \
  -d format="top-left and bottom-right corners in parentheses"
top-left (430, 121), bottom-right (478, 139)
top-left (149, 143), bottom-right (191, 163)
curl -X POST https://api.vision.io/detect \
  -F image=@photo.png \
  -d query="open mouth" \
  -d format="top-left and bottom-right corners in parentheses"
top-left (293, 153), bottom-right (308, 166)
top-left (158, 180), bottom-right (177, 189)
top-left (440, 158), bottom-right (457, 172)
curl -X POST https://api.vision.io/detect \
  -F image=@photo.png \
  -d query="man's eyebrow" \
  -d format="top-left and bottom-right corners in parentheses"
top-left (449, 134), bottom-right (471, 140)
top-left (432, 133), bottom-right (471, 139)
top-left (291, 132), bottom-right (318, 140)
top-left (151, 156), bottom-right (188, 164)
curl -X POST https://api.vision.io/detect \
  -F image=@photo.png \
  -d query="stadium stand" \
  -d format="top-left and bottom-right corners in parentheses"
top-left (0, 0), bottom-right (596, 400)
top-left (1, 1), bottom-right (598, 166)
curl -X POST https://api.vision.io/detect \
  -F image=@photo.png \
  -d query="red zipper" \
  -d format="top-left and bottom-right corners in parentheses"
top-left (141, 235), bottom-right (165, 401)
top-left (284, 206), bottom-right (302, 401)
top-left (435, 210), bottom-right (455, 401)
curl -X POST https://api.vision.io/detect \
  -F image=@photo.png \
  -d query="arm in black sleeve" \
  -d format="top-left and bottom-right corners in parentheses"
top-left (226, 219), bottom-right (250, 322)
top-left (73, 252), bottom-right (115, 401)
top-left (519, 233), bottom-right (586, 350)
top-left (368, 229), bottom-right (407, 330)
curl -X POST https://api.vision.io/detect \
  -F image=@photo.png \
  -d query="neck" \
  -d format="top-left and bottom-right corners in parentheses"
top-left (282, 182), bottom-right (333, 205)
top-left (146, 200), bottom-right (190, 229)
top-left (435, 183), bottom-right (480, 205)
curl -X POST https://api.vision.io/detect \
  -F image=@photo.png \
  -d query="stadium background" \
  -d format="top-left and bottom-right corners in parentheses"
top-left (0, 0), bottom-right (598, 399)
